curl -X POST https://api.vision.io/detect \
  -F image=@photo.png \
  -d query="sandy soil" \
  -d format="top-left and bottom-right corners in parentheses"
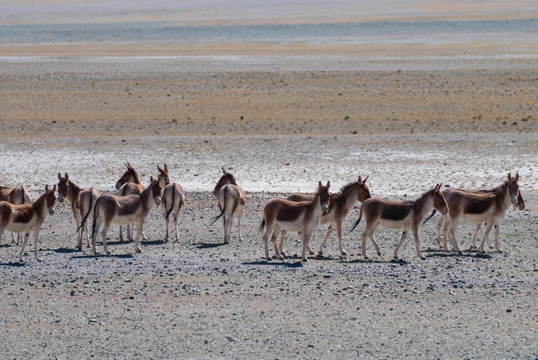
top-left (0, 5), bottom-right (537, 355)
top-left (0, 62), bottom-right (537, 359)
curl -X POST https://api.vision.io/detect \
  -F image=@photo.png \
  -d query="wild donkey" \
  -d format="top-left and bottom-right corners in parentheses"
top-left (211, 167), bottom-right (246, 244)
top-left (260, 181), bottom-right (331, 262)
top-left (0, 185), bottom-right (56, 262)
top-left (443, 173), bottom-right (521, 253)
top-left (115, 162), bottom-right (146, 242)
top-left (157, 164), bottom-right (185, 242)
top-left (436, 186), bottom-right (525, 251)
top-left (83, 179), bottom-right (162, 255)
top-left (57, 173), bottom-right (101, 250)
top-left (351, 184), bottom-right (448, 260)
top-left (0, 185), bottom-right (32, 244)
top-left (281, 176), bottom-right (371, 257)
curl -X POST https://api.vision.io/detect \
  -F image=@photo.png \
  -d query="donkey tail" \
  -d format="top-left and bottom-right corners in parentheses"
top-left (90, 195), bottom-right (102, 238)
top-left (164, 184), bottom-right (176, 219)
top-left (258, 218), bottom-right (266, 234)
top-left (350, 205), bottom-right (364, 232)
top-left (210, 186), bottom-right (227, 225)
top-left (76, 189), bottom-right (94, 233)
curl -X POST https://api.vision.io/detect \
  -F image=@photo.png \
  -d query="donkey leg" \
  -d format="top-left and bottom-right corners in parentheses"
top-left (470, 223), bottom-right (481, 251)
top-left (164, 215), bottom-right (170, 242)
top-left (336, 221), bottom-right (347, 256)
top-left (301, 231), bottom-right (313, 262)
top-left (317, 226), bottom-right (333, 257)
top-left (479, 222), bottom-right (495, 253)
top-left (119, 225), bottom-right (125, 242)
top-left (173, 213), bottom-right (179, 242)
top-left (18, 231), bottom-right (32, 262)
top-left (134, 221), bottom-right (143, 253)
top-left (236, 211), bottom-right (243, 241)
top-left (277, 230), bottom-right (287, 258)
top-left (100, 223), bottom-right (111, 255)
top-left (412, 228), bottom-right (426, 260)
top-left (223, 214), bottom-right (231, 244)
top-left (394, 230), bottom-right (408, 259)
top-left (493, 223), bottom-right (502, 253)
top-left (436, 216), bottom-right (445, 248)
top-left (33, 230), bottom-right (43, 262)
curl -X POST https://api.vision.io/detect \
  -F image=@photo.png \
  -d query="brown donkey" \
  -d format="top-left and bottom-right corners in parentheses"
top-left (260, 181), bottom-right (331, 262)
top-left (157, 164), bottom-right (185, 242)
top-left (0, 185), bottom-right (32, 244)
top-left (115, 162), bottom-right (146, 242)
top-left (436, 186), bottom-right (525, 251)
top-left (443, 173), bottom-right (521, 253)
top-left (211, 167), bottom-right (246, 244)
top-left (57, 173), bottom-right (101, 250)
top-left (86, 179), bottom-right (162, 255)
top-left (0, 185), bottom-right (56, 262)
top-left (351, 184), bottom-right (448, 260)
top-left (281, 176), bottom-right (371, 257)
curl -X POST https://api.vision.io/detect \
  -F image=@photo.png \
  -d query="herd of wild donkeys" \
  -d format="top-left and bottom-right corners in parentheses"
top-left (0, 163), bottom-right (525, 264)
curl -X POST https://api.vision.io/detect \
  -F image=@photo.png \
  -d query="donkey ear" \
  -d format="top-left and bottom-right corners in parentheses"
top-left (150, 176), bottom-right (154, 183)
top-left (58, 172), bottom-right (61, 180)
top-left (45, 184), bottom-right (50, 191)
top-left (64, 172), bottom-right (69, 180)
top-left (326, 181), bottom-right (330, 189)
top-left (363, 176), bottom-right (369, 183)
top-left (164, 164), bottom-right (168, 171)
top-left (52, 184), bottom-right (57, 192)
top-left (507, 173), bottom-right (512, 180)
top-left (222, 167), bottom-right (228, 175)
top-left (515, 173), bottom-right (519, 181)
top-left (157, 165), bottom-right (163, 172)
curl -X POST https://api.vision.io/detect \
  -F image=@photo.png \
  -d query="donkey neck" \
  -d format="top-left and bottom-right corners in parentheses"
top-left (413, 190), bottom-right (435, 221)
top-left (497, 182), bottom-right (516, 213)
top-left (66, 181), bottom-right (83, 204)
top-left (139, 185), bottom-right (157, 210)
top-left (336, 184), bottom-right (361, 212)
top-left (32, 192), bottom-right (50, 219)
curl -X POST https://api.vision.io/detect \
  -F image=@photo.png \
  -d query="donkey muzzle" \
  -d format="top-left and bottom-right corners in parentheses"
top-left (322, 203), bottom-right (329, 214)
top-left (511, 195), bottom-right (518, 205)
top-left (441, 206), bottom-right (449, 215)
top-left (58, 194), bottom-right (65, 202)
top-left (49, 206), bottom-right (56, 215)
top-left (155, 195), bottom-right (162, 206)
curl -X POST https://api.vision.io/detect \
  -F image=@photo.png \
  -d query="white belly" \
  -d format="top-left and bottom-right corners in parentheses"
top-left (461, 213), bottom-right (489, 224)
top-left (111, 213), bottom-right (140, 226)
top-left (379, 217), bottom-right (412, 229)
top-left (6, 221), bottom-right (36, 233)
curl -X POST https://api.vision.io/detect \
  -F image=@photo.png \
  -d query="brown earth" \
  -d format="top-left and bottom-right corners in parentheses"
top-left (0, 60), bottom-right (537, 359)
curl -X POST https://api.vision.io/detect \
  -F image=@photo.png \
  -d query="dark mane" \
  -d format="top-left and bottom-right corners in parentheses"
top-left (226, 173), bottom-right (237, 185)
top-left (339, 181), bottom-right (358, 195)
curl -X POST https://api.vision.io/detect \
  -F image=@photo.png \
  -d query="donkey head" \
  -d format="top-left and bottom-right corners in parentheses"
top-left (157, 164), bottom-right (170, 187)
top-left (115, 162), bottom-right (139, 190)
top-left (57, 172), bottom-right (69, 202)
top-left (507, 173), bottom-right (520, 205)
top-left (150, 176), bottom-right (163, 206)
top-left (432, 183), bottom-right (448, 215)
top-left (213, 167), bottom-right (237, 195)
top-left (318, 181), bottom-right (331, 214)
top-left (515, 189), bottom-right (525, 210)
top-left (45, 184), bottom-right (57, 215)
top-left (356, 176), bottom-right (371, 202)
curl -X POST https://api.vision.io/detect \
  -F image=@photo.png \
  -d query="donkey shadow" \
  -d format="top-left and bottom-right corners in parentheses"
top-left (195, 242), bottom-right (228, 249)
top-left (243, 260), bottom-right (304, 268)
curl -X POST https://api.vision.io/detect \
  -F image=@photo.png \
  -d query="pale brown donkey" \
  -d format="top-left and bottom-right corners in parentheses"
top-left (281, 176), bottom-right (371, 257)
top-left (157, 164), bottom-right (185, 242)
top-left (57, 173), bottom-right (101, 250)
top-left (444, 173), bottom-right (521, 253)
top-left (87, 179), bottom-right (162, 255)
top-left (351, 184), bottom-right (448, 260)
top-left (0, 185), bottom-right (32, 244)
top-left (211, 167), bottom-right (246, 244)
top-left (0, 185), bottom-right (56, 263)
top-left (436, 186), bottom-right (525, 251)
top-left (115, 162), bottom-right (146, 242)
top-left (259, 181), bottom-right (331, 262)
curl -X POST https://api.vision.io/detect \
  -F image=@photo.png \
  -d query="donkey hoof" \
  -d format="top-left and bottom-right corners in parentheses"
top-left (458, 250), bottom-right (464, 256)
top-left (134, 248), bottom-right (141, 254)
top-left (420, 256), bottom-right (427, 261)
top-left (37, 257), bottom-right (43, 262)
top-left (105, 250), bottom-right (112, 255)
top-left (341, 250), bottom-right (347, 256)
top-left (302, 257), bottom-right (308, 262)
top-left (497, 248), bottom-right (504, 253)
